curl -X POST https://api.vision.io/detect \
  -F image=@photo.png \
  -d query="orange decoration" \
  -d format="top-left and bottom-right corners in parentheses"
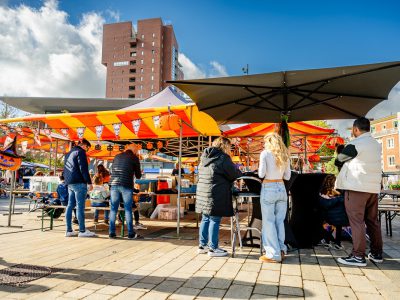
top-left (159, 114), bottom-right (181, 131)
top-left (327, 136), bottom-right (345, 149)
top-left (0, 154), bottom-right (22, 171)
top-left (308, 154), bottom-right (321, 162)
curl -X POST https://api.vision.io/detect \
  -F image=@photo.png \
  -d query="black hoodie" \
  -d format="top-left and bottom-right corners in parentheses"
top-left (195, 147), bottom-right (242, 217)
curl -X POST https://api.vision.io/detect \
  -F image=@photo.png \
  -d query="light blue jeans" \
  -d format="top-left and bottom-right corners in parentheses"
top-left (199, 214), bottom-right (222, 250)
top-left (109, 186), bottom-right (134, 236)
top-left (66, 183), bottom-right (87, 233)
top-left (260, 182), bottom-right (287, 261)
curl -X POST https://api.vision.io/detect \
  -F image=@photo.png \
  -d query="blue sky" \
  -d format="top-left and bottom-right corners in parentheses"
top-left (7, 0), bottom-right (400, 75)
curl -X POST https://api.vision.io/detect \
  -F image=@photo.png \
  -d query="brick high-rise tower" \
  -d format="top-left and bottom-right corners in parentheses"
top-left (102, 18), bottom-right (184, 99)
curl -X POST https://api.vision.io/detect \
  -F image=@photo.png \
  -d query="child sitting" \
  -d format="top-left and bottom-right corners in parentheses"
top-left (319, 174), bottom-right (349, 250)
top-left (90, 175), bottom-right (110, 224)
top-left (57, 175), bottom-right (78, 223)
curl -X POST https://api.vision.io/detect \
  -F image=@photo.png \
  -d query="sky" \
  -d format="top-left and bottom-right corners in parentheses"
top-left (0, 0), bottom-right (399, 134)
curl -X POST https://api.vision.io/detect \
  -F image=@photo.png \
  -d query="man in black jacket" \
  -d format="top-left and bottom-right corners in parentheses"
top-left (109, 143), bottom-right (142, 239)
top-left (64, 139), bottom-right (95, 237)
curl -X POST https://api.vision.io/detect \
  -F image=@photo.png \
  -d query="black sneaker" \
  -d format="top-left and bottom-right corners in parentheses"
top-left (128, 233), bottom-right (143, 240)
top-left (368, 252), bottom-right (383, 263)
top-left (109, 233), bottom-right (116, 239)
top-left (337, 254), bottom-right (367, 267)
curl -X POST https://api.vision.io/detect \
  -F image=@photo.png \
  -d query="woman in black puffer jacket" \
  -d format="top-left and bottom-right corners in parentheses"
top-left (196, 137), bottom-right (242, 257)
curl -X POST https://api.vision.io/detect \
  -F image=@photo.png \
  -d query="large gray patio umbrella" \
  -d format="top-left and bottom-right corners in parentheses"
top-left (168, 61), bottom-right (400, 124)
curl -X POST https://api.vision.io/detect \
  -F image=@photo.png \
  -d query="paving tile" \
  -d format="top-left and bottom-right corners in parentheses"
top-left (111, 289), bottom-right (145, 300)
top-left (96, 285), bottom-right (127, 296)
top-left (223, 284), bottom-right (253, 300)
top-left (233, 271), bottom-right (258, 286)
top-left (129, 283), bottom-right (156, 293)
top-left (280, 264), bottom-right (301, 276)
top-left (327, 285), bottom-right (357, 299)
top-left (169, 287), bottom-right (201, 300)
top-left (300, 265), bottom-right (324, 281)
top-left (27, 291), bottom-right (65, 300)
top-left (303, 280), bottom-right (330, 299)
top-left (63, 288), bottom-right (94, 299)
top-left (253, 282), bottom-right (278, 296)
top-left (355, 292), bottom-right (385, 300)
top-left (155, 280), bottom-right (184, 293)
top-left (138, 291), bottom-right (169, 300)
top-left (257, 270), bottom-right (280, 283)
top-left (279, 275), bottom-right (302, 288)
top-left (240, 263), bottom-right (261, 272)
top-left (196, 288), bottom-right (227, 299)
top-left (324, 275), bottom-right (349, 287)
top-left (344, 274), bottom-right (379, 294)
top-left (250, 294), bottom-right (276, 299)
top-left (83, 294), bottom-right (111, 300)
top-left (278, 286), bottom-right (304, 297)
top-left (206, 278), bottom-right (232, 289)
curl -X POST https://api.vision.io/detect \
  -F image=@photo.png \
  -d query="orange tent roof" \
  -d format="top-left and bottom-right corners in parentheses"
top-left (0, 105), bottom-right (220, 141)
top-left (224, 122), bottom-right (335, 155)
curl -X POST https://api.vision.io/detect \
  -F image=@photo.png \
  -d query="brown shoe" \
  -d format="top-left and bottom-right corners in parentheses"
top-left (281, 251), bottom-right (286, 261)
top-left (259, 255), bottom-right (280, 263)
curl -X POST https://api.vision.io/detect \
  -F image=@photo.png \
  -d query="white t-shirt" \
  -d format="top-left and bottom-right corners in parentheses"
top-left (258, 150), bottom-right (291, 181)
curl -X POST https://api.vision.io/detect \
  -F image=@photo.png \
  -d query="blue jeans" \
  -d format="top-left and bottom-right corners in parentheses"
top-left (260, 182), bottom-right (287, 261)
top-left (109, 186), bottom-right (135, 236)
top-left (93, 202), bottom-right (110, 221)
top-left (66, 183), bottom-right (87, 233)
top-left (199, 214), bottom-right (222, 250)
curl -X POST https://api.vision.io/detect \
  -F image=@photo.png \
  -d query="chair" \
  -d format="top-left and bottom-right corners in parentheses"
top-left (231, 176), bottom-right (263, 257)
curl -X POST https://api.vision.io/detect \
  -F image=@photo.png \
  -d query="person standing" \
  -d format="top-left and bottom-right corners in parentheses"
top-left (258, 133), bottom-right (291, 263)
top-left (336, 117), bottom-right (383, 267)
top-left (63, 139), bottom-right (95, 237)
top-left (109, 143), bottom-right (142, 239)
top-left (196, 137), bottom-right (242, 257)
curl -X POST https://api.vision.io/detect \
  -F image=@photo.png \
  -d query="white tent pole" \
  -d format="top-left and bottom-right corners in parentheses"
top-left (54, 139), bottom-right (58, 174)
top-left (177, 123), bottom-right (183, 237)
top-left (7, 170), bottom-right (16, 226)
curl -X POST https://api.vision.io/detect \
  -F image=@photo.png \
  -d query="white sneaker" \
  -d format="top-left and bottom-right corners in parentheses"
top-left (134, 223), bottom-right (147, 230)
top-left (78, 230), bottom-right (96, 237)
top-left (208, 247), bottom-right (228, 257)
top-left (65, 231), bottom-right (78, 237)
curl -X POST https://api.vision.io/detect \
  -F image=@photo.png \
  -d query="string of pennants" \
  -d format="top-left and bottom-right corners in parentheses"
top-left (0, 114), bottom-right (165, 148)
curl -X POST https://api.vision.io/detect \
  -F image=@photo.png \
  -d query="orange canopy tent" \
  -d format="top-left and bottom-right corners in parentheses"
top-left (0, 104), bottom-right (220, 141)
top-left (223, 121), bottom-right (335, 155)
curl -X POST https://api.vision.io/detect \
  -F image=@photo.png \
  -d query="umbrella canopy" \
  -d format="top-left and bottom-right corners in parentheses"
top-left (169, 61), bottom-right (400, 124)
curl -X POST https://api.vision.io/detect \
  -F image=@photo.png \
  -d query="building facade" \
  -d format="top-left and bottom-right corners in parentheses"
top-left (102, 18), bottom-right (184, 99)
top-left (371, 114), bottom-right (400, 172)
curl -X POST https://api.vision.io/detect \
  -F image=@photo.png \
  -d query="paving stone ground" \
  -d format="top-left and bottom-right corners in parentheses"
top-left (1, 198), bottom-right (400, 299)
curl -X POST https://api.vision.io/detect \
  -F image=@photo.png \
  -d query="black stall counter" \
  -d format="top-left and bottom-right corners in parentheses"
top-left (289, 173), bottom-right (328, 248)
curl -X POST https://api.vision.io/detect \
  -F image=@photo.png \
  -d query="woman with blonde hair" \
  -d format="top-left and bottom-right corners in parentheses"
top-left (258, 133), bottom-right (291, 263)
top-left (196, 136), bottom-right (242, 257)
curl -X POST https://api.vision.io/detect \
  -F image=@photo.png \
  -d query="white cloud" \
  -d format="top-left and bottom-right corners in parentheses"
top-left (178, 53), bottom-right (206, 79)
top-left (209, 61), bottom-right (228, 77)
top-left (178, 53), bottom-right (228, 80)
top-left (0, 0), bottom-right (106, 98)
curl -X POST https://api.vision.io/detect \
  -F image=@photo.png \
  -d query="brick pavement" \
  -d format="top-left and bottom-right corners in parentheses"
top-left (1, 206), bottom-right (400, 299)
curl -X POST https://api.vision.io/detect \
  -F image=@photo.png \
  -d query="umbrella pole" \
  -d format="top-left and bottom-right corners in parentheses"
top-left (176, 124), bottom-right (183, 237)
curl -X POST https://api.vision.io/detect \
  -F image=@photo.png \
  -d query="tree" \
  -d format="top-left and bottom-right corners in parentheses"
top-left (0, 101), bottom-right (17, 119)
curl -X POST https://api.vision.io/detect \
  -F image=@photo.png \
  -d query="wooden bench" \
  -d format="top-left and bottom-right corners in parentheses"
top-left (89, 207), bottom-right (127, 237)
top-left (378, 204), bottom-right (400, 236)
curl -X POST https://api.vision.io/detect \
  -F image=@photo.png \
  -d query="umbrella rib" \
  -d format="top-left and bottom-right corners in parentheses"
top-left (244, 87), bottom-right (283, 110)
top-left (293, 95), bottom-right (340, 110)
top-left (292, 88), bottom-right (384, 100)
top-left (290, 62), bottom-right (400, 89)
top-left (235, 103), bottom-right (281, 111)
top-left (168, 80), bottom-right (277, 90)
top-left (223, 91), bottom-right (282, 124)
top-left (202, 90), bottom-right (276, 111)
top-left (291, 90), bottom-right (361, 118)
top-left (288, 82), bottom-right (328, 110)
